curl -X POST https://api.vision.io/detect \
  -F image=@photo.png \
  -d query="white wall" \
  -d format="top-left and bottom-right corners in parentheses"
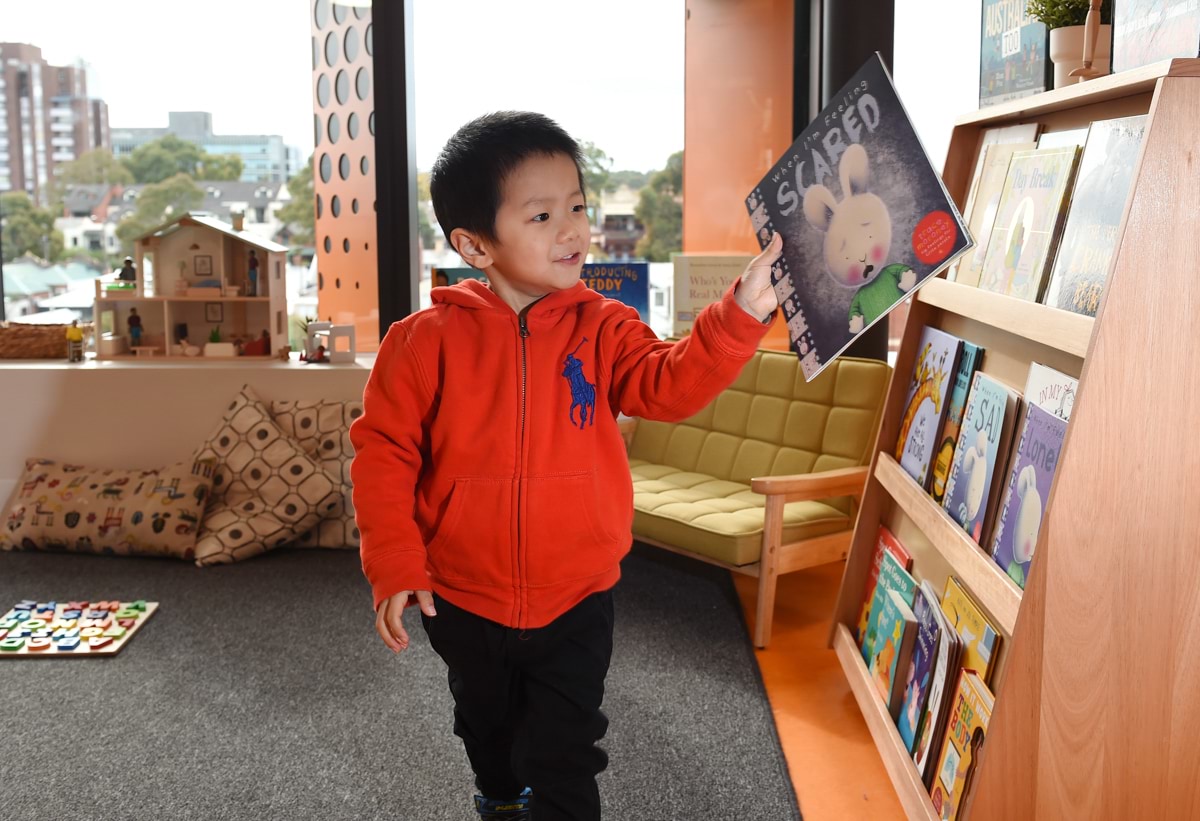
top-left (893, 0), bottom-right (983, 169)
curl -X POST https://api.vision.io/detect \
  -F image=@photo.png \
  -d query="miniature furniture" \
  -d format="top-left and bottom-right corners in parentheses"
top-left (623, 349), bottom-right (891, 647)
top-left (306, 322), bottom-right (356, 364)
top-left (828, 58), bottom-right (1200, 820)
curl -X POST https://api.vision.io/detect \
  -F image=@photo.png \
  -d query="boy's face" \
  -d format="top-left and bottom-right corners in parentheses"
top-left (478, 152), bottom-right (588, 309)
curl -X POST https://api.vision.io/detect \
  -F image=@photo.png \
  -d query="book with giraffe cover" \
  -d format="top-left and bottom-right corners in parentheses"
top-left (895, 326), bottom-right (963, 490)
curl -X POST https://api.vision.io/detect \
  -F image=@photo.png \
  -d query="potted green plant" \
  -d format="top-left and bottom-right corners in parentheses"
top-left (1027, 0), bottom-right (1113, 88)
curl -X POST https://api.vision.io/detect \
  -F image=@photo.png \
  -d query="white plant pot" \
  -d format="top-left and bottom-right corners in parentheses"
top-left (1049, 24), bottom-right (1111, 88)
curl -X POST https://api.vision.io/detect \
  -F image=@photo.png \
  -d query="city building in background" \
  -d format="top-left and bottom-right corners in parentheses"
top-left (111, 111), bottom-right (290, 183)
top-left (0, 42), bottom-right (111, 204)
top-left (592, 183), bottom-right (645, 261)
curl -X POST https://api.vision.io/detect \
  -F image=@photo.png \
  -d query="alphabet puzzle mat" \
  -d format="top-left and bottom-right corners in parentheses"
top-left (0, 600), bottom-right (158, 658)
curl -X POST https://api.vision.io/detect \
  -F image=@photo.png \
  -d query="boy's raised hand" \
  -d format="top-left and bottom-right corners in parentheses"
top-left (376, 589), bottom-right (437, 654)
top-left (734, 232), bottom-right (784, 322)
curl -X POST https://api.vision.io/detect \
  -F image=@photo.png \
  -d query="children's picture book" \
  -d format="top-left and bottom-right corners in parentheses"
top-left (1036, 128), bottom-right (1089, 150)
top-left (860, 549), bottom-right (917, 663)
top-left (931, 341), bottom-right (984, 505)
top-left (745, 53), bottom-right (971, 381)
top-left (953, 142), bottom-right (1036, 287)
top-left (895, 326), bottom-right (963, 489)
top-left (913, 580), bottom-right (962, 786)
top-left (1112, 0), bottom-right (1200, 73)
top-left (1023, 362), bottom-right (1078, 422)
top-left (432, 266), bottom-right (487, 286)
top-left (897, 583), bottom-right (942, 752)
top-left (979, 0), bottom-right (1050, 108)
top-left (941, 576), bottom-right (1002, 685)
top-left (990, 402), bottom-right (1067, 589)
top-left (672, 254), bottom-right (751, 335)
top-left (930, 670), bottom-right (995, 821)
top-left (856, 525), bottom-right (914, 642)
top-left (978, 146), bottom-right (1081, 302)
top-left (868, 588), bottom-right (919, 718)
top-left (1043, 115), bottom-right (1147, 317)
top-left (942, 372), bottom-right (1020, 546)
top-left (581, 262), bottom-right (650, 320)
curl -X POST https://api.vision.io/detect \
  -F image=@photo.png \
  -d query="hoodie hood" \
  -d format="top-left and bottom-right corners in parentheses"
top-left (432, 279), bottom-right (605, 317)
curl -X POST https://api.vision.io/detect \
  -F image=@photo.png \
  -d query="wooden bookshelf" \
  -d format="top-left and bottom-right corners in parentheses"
top-left (830, 58), bottom-right (1200, 819)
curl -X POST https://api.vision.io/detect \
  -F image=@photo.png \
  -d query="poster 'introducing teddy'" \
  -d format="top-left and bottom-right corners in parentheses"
top-left (745, 53), bottom-right (972, 381)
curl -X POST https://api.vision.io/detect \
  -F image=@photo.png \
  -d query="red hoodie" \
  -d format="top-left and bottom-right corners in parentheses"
top-left (350, 278), bottom-right (773, 629)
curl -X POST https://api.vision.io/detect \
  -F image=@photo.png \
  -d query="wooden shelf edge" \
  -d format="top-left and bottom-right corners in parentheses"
top-left (917, 277), bottom-right (1094, 359)
top-left (875, 453), bottom-right (1022, 636)
top-left (832, 624), bottom-right (940, 821)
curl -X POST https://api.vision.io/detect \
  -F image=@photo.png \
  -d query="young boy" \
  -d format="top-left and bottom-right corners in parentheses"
top-left (350, 111), bottom-right (782, 821)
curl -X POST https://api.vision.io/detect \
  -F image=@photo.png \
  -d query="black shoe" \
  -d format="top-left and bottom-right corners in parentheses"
top-left (474, 787), bottom-right (531, 819)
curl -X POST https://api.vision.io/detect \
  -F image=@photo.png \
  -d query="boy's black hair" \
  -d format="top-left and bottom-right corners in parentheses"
top-left (430, 111), bottom-right (586, 248)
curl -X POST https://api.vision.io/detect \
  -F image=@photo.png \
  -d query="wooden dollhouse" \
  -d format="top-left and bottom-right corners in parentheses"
top-left (94, 212), bottom-right (288, 360)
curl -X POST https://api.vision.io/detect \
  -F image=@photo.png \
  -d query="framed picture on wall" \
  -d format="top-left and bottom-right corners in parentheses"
top-left (194, 255), bottom-right (213, 276)
top-left (205, 303), bottom-right (223, 323)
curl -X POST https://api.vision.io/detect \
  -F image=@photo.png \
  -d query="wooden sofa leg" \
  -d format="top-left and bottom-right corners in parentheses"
top-left (754, 496), bottom-right (785, 648)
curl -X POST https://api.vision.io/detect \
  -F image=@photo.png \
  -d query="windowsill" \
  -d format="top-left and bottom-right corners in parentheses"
top-left (0, 353), bottom-right (378, 370)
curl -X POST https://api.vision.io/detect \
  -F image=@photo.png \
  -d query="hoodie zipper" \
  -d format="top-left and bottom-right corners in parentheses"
top-left (516, 305), bottom-right (532, 628)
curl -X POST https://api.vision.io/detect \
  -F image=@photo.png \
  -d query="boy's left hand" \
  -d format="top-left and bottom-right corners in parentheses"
top-left (735, 232), bottom-right (784, 322)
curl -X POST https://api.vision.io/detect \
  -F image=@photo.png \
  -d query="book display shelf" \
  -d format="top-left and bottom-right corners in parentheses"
top-left (829, 58), bottom-right (1200, 820)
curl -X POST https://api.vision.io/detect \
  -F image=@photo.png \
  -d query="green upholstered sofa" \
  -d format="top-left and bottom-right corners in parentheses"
top-left (622, 350), bottom-right (891, 647)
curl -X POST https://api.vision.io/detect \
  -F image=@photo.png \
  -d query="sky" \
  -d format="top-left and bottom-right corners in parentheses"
top-left (0, 0), bottom-right (685, 173)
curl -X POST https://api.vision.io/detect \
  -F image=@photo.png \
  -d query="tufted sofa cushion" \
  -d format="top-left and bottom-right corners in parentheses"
top-left (629, 352), bottom-right (890, 566)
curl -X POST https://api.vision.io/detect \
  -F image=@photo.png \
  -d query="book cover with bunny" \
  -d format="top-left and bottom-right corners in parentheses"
top-left (744, 53), bottom-right (971, 381)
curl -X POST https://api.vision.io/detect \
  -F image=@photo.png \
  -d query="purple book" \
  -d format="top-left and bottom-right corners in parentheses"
top-left (990, 402), bottom-right (1067, 589)
top-left (897, 583), bottom-right (941, 752)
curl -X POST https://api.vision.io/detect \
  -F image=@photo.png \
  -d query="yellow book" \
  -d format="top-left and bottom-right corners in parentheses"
top-left (939, 576), bottom-right (1001, 685)
top-left (929, 670), bottom-right (994, 821)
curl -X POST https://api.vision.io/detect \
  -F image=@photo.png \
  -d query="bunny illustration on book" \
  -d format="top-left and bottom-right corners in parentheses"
top-left (1005, 465), bottom-right (1042, 588)
top-left (803, 143), bottom-right (917, 334)
top-left (957, 429), bottom-right (990, 540)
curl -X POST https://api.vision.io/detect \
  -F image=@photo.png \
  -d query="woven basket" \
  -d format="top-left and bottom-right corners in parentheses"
top-left (0, 322), bottom-right (92, 359)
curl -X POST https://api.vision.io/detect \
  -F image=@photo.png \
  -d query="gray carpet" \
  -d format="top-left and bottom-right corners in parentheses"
top-left (0, 544), bottom-right (800, 821)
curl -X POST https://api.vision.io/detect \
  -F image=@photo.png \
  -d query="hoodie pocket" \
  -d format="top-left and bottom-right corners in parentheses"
top-left (524, 470), bottom-right (622, 586)
top-left (426, 477), bottom-right (513, 584)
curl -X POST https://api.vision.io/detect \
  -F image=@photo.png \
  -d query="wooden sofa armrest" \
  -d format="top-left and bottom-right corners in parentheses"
top-left (750, 465), bottom-right (870, 503)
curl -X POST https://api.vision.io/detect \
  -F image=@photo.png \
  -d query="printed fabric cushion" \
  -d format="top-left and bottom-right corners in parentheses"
top-left (191, 385), bottom-right (340, 566)
top-left (0, 457), bottom-right (215, 560)
top-left (270, 398), bottom-right (361, 550)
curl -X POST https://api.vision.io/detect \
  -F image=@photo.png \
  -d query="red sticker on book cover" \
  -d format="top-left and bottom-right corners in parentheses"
top-left (912, 211), bottom-right (956, 265)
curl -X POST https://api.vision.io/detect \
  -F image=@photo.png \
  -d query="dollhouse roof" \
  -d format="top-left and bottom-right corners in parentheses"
top-left (132, 212), bottom-right (288, 254)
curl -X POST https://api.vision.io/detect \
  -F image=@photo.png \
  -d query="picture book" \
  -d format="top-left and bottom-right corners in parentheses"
top-left (897, 583), bottom-right (942, 752)
top-left (856, 525), bottom-right (914, 642)
top-left (1043, 115), bottom-right (1147, 317)
top-left (931, 341), bottom-right (984, 505)
top-left (913, 580), bottom-right (962, 785)
top-left (582, 262), bottom-right (650, 320)
top-left (930, 670), bottom-right (995, 821)
top-left (978, 146), bottom-right (1081, 302)
top-left (432, 266), bottom-right (487, 286)
top-left (979, 0), bottom-right (1049, 108)
top-left (745, 53), bottom-right (971, 381)
top-left (1023, 361), bottom-right (1078, 422)
top-left (942, 372), bottom-right (1020, 546)
top-left (895, 326), bottom-right (963, 489)
top-left (1036, 128), bottom-right (1089, 150)
top-left (953, 142), bottom-right (1036, 288)
top-left (860, 549), bottom-right (917, 663)
top-left (941, 576), bottom-right (1002, 685)
top-left (869, 588), bottom-right (919, 718)
top-left (672, 254), bottom-right (750, 335)
top-left (1113, 0), bottom-right (1200, 74)
top-left (990, 403), bottom-right (1067, 589)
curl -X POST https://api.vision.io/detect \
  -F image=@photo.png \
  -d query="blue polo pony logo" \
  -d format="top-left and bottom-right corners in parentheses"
top-left (562, 337), bottom-right (596, 429)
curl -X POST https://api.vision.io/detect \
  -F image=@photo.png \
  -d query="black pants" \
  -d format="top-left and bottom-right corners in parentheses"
top-left (422, 590), bottom-right (614, 821)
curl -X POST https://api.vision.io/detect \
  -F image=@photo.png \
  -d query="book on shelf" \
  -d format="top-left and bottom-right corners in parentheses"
top-left (978, 0), bottom-right (1049, 107)
top-left (929, 669), bottom-right (995, 821)
top-left (868, 588), bottom-right (919, 719)
top-left (940, 576), bottom-right (1002, 686)
top-left (672, 254), bottom-right (750, 335)
top-left (895, 326), bottom-right (963, 490)
top-left (581, 262), bottom-right (650, 321)
top-left (744, 52), bottom-right (970, 381)
top-left (860, 548), bottom-right (917, 663)
top-left (1035, 128), bottom-right (1089, 150)
top-left (913, 580), bottom-right (962, 786)
top-left (978, 146), bottom-right (1082, 303)
top-left (990, 402), bottom-right (1067, 589)
top-left (1042, 115), bottom-right (1147, 317)
top-left (1112, 0), bottom-right (1200, 74)
top-left (942, 372), bottom-right (1020, 546)
top-left (931, 341), bottom-right (985, 505)
top-left (1023, 361), bottom-right (1078, 422)
top-left (856, 525), bottom-right (913, 642)
top-left (432, 266), bottom-right (487, 286)
top-left (953, 141), bottom-right (1037, 288)
top-left (898, 582), bottom-right (943, 753)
